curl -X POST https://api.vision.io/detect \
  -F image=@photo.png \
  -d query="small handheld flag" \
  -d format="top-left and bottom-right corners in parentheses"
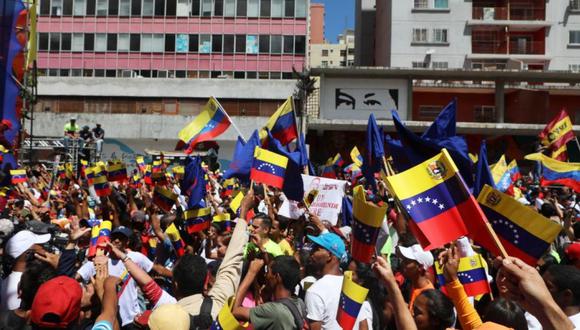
top-left (229, 192), bottom-right (244, 215)
top-left (351, 185), bottom-right (387, 263)
top-left (336, 270), bottom-right (369, 330)
top-left (435, 253), bottom-right (490, 297)
top-left (184, 207), bottom-right (212, 233)
top-left (350, 146), bottom-right (363, 167)
top-left (250, 147), bottom-right (288, 189)
top-left (10, 169), bottom-right (26, 184)
top-left (210, 297), bottom-right (248, 330)
top-left (153, 187), bottom-right (178, 212)
top-left (165, 223), bottom-right (185, 257)
top-left (107, 162), bottom-right (127, 182)
top-left (92, 175), bottom-right (111, 197)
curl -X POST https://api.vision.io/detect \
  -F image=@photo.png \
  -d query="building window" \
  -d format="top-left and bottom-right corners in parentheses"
top-left (61, 33), bottom-right (71, 50)
top-left (295, 35), bottom-right (305, 54)
top-left (412, 28), bottom-right (428, 42)
top-left (95, 33), bottom-right (106, 51)
top-left (175, 34), bottom-right (188, 52)
top-left (570, 64), bottom-right (580, 72)
top-left (413, 0), bottom-right (427, 9)
top-left (295, 0), bottom-right (305, 17)
top-left (141, 34), bottom-right (152, 52)
top-left (434, 0), bottom-right (448, 8)
top-left (189, 34), bottom-right (198, 52)
top-left (235, 34), bottom-right (246, 53)
top-left (248, 0), bottom-right (258, 17)
top-left (107, 33), bottom-right (117, 51)
top-left (201, 0), bottom-right (211, 16)
top-left (96, 0), bottom-right (107, 15)
top-left (143, 0), bottom-right (154, 16)
top-left (49, 33), bottom-right (60, 51)
top-left (419, 105), bottom-right (441, 120)
top-left (271, 0), bottom-right (282, 17)
top-left (432, 61), bottom-right (448, 69)
top-left (572, 0), bottom-right (580, 10)
top-left (166, 0), bottom-right (176, 15)
top-left (51, 0), bottom-right (62, 15)
top-left (474, 106), bottom-right (496, 122)
top-left (154, 0), bottom-right (164, 15)
top-left (130, 0), bottom-right (140, 15)
top-left (247, 35), bottom-right (258, 53)
top-left (224, 0), bottom-right (235, 16)
top-left (322, 49), bottom-right (329, 56)
top-left (270, 35), bottom-right (282, 54)
top-left (339, 49), bottom-right (346, 56)
top-left (570, 31), bottom-right (580, 44)
top-left (259, 35), bottom-right (270, 53)
top-left (84, 33), bottom-right (94, 51)
top-left (165, 34), bottom-right (175, 51)
top-left (119, 0), bottom-right (130, 15)
top-left (108, 0), bottom-right (118, 15)
top-left (234, 72), bottom-right (245, 79)
top-left (224, 34), bottom-right (235, 53)
top-left (72, 33), bottom-right (84, 51)
top-left (118, 33), bottom-right (129, 51)
top-left (260, 0), bottom-right (270, 17)
top-left (191, 0), bottom-right (200, 15)
top-left (130, 34), bottom-right (140, 51)
top-left (176, 0), bottom-right (189, 16)
top-left (432, 28), bottom-right (448, 43)
top-left (283, 35), bottom-right (293, 53)
top-left (199, 34), bottom-right (211, 53)
top-left (321, 61), bottom-right (328, 67)
top-left (73, 0), bottom-right (85, 15)
top-left (236, 0), bottom-right (246, 16)
top-left (39, 33), bottom-right (49, 51)
top-left (40, 0), bottom-right (51, 15)
top-left (412, 61), bottom-right (428, 68)
top-left (212, 34), bottom-right (223, 52)
top-left (214, 0), bottom-right (223, 15)
top-left (284, 0), bottom-right (294, 17)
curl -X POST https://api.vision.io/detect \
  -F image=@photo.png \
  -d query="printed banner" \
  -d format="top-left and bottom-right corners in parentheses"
top-left (301, 175), bottom-right (347, 225)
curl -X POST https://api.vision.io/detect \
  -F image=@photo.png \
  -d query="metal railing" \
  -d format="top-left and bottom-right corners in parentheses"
top-left (472, 6), bottom-right (545, 21)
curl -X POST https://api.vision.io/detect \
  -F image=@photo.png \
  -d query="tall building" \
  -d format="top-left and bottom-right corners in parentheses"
top-left (366, 0), bottom-right (580, 71)
top-left (309, 2), bottom-right (324, 44)
top-left (36, 0), bottom-right (308, 79)
top-left (309, 29), bottom-right (354, 68)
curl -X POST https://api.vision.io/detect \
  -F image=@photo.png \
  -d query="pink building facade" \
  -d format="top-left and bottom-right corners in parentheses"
top-left (37, 0), bottom-right (308, 79)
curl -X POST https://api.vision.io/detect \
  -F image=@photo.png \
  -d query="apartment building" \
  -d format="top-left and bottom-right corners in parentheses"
top-left (36, 0), bottom-right (308, 79)
top-left (369, 0), bottom-right (580, 71)
top-left (309, 29), bottom-right (355, 68)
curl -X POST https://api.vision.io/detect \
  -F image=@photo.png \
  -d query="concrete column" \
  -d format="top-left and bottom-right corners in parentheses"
top-left (407, 78), bottom-right (413, 120)
top-left (495, 80), bottom-right (505, 123)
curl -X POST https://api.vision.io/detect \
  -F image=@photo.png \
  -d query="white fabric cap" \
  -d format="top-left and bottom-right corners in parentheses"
top-left (5, 230), bottom-right (51, 258)
top-left (397, 244), bottom-right (434, 270)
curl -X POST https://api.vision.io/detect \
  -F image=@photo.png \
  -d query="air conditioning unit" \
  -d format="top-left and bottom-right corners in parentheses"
top-left (121, 70), bottom-right (134, 78)
top-left (157, 70), bottom-right (168, 78)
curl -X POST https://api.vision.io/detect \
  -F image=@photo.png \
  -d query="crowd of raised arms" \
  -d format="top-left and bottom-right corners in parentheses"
top-left (0, 151), bottom-right (578, 330)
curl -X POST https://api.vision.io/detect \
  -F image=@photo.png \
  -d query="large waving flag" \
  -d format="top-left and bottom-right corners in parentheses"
top-left (153, 186), bottom-right (178, 212)
top-left (477, 185), bottom-right (562, 265)
top-left (341, 196), bottom-right (353, 227)
top-left (350, 146), bottom-right (363, 167)
top-left (362, 113), bottom-right (385, 189)
top-left (266, 131), bottom-right (304, 201)
top-left (422, 99), bottom-right (457, 139)
top-left (181, 156), bottom-right (207, 209)
top-left (435, 253), bottom-right (490, 297)
top-left (524, 153), bottom-right (580, 192)
top-left (337, 270), bottom-right (369, 330)
top-left (223, 130), bottom-right (260, 183)
top-left (178, 97), bottom-right (231, 152)
top-left (250, 147), bottom-right (288, 189)
top-left (539, 109), bottom-right (575, 160)
top-left (392, 110), bottom-right (473, 188)
top-left (259, 96), bottom-right (298, 145)
top-left (351, 185), bottom-right (387, 263)
top-left (474, 141), bottom-right (495, 197)
top-left (184, 207), bottom-right (211, 233)
top-left (296, 132), bottom-right (315, 175)
top-left (165, 223), bottom-right (185, 257)
top-left (386, 149), bottom-right (482, 251)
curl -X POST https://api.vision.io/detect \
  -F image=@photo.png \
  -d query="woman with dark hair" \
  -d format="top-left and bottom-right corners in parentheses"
top-left (412, 289), bottom-right (455, 330)
top-left (483, 298), bottom-right (528, 330)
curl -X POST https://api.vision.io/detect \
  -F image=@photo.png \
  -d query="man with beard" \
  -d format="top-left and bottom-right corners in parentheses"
top-left (303, 232), bottom-right (346, 330)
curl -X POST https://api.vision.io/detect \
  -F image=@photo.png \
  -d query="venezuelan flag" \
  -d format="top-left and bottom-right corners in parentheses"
top-left (250, 147), bottom-right (288, 189)
top-left (222, 178), bottom-right (236, 196)
top-left (97, 220), bottom-right (112, 247)
top-left (321, 165), bottom-right (336, 179)
top-left (337, 270), bottom-right (369, 330)
top-left (351, 185), bottom-right (387, 263)
top-left (165, 223), bottom-right (185, 257)
top-left (85, 166), bottom-right (95, 185)
top-left (213, 213), bottom-right (232, 232)
top-left (350, 146), bottom-right (364, 167)
top-left (330, 153), bottom-right (345, 167)
top-left (135, 156), bottom-right (146, 173)
top-left (148, 237), bottom-right (158, 258)
top-left (210, 297), bottom-right (248, 330)
top-left (144, 165), bottom-right (153, 185)
top-left (10, 169), bottom-right (27, 184)
top-left (259, 97), bottom-right (298, 145)
top-left (88, 224), bottom-right (101, 258)
top-left (153, 187), bottom-right (177, 212)
top-left (385, 149), bottom-right (473, 251)
top-left (92, 175), bottom-right (111, 197)
top-left (65, 163), bottom-right (75, 179)
top-left (539, 109), bottom-right (575, 150)
top-left (229, 192), bottom-right (244, 215)
top-left (435, 253), bottom-right (490, 297)
top-left (130, 173), bottom-right (142, 188)
top-left (525, 153), bottom-right (580, 192)
top-left (172, 165), bottom-right (185, 175)
top-left (80, 159), bottom-right (88, 178)
top-left (151, 171), bottom-right (168, 184)
top-left (478, 185), bottom-right (562, 265)
top-left (184, 207), bottom-right (212, 233)
top-left (56, 165), bottom-right (66, 179)
top-left (152, 159), bottom-right (163, 173)
top-left (178, 97), bottom-right (231, 152)
top-left (107, 162), bottom-right (127, 182)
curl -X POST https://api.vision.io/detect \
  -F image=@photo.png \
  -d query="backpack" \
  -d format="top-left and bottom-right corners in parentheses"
top-left (276, 297), bottom-right (309, 330)
top-left (189, 296), bottom-right (214, 330)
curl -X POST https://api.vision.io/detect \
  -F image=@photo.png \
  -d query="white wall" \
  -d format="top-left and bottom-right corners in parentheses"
top-left (390, 0), bottom-right (472, 69)
top-left (546, 4), bottom-right (580, 70)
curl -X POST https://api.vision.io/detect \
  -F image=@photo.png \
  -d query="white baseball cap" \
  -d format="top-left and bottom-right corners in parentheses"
top-left (397, 244), bottom-right (434, 270)
top-left (5, 230), bottom-right (51, 259)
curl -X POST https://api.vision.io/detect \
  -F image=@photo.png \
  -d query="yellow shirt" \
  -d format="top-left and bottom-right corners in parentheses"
top-left (278, 239), bottom-right (295, 256)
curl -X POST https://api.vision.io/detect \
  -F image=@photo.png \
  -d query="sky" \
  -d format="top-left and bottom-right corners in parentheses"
top-left (313, 0), bottom-right (355, 43)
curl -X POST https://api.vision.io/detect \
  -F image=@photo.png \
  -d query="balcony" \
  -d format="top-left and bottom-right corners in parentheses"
top-left (509, 40), bottom-right (544, 54)
top-left (468, 6), bottom-right (549, 29)
top-left (470, 38), bottom-right (547, 61)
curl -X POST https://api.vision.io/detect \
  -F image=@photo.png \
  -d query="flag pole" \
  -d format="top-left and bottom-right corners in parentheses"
top-left (212, 96), bottom-right (246, 143)
top-left (574, 136), bottom-right (580, 155)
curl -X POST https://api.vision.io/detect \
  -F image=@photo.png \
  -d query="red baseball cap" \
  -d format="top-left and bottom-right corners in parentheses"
top-left (1, 120), bottom-right (12, 129)
top-left (31, 276), bottom-right (82, 328)
top-left (566, 242), bottom-right (580, 261)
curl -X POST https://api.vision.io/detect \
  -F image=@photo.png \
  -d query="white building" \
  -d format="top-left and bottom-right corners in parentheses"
top-left (361, 0), bottom-right (580, 71)
top-left (309, 29), bottom-right (355, 68)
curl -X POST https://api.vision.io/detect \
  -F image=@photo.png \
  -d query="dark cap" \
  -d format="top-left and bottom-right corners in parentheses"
top-left (111, 226), bottom-right (133, 239)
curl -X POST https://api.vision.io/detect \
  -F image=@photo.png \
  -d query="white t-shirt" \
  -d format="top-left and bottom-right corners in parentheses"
top-left (305, 274), bottom-right (343, 330)
top-left (0, 271), bottom-right (22, 311)
top-left (526, 311), bottom-right (580, 329)
top-left (353, 301), bottom-right (373, 330)
top-left (77, 251), bottom-right (153, 326)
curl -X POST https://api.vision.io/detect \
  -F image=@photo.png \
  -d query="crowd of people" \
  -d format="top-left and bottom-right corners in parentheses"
top-left (0, 156), bottom-right (578, 330)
